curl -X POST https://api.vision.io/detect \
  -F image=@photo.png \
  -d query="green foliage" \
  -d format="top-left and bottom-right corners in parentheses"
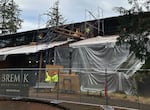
top-left (122, 95), bottom-right (127, 99)
top-left (115, 0), bottom-right (150, 61)
top-left (0, 0), bottom-right (22, 34)
top-left (115, 1), bottom-right (150, 92)
top-left (142, 56), bottom-right (150, 69)
top-left (45, 0), bottom-right (66, 27)
top-left (132, 56), bottom-right (150, 83)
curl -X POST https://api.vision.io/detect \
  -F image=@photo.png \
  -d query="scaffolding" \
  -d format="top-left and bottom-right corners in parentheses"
top-left (84, 7), bottom-right (104, 37)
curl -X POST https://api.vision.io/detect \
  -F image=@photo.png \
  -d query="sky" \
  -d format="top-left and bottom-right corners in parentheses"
top-left (14, 0), bottom-right (130, 32)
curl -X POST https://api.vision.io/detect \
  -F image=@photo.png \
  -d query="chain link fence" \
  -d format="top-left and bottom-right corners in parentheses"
top-left (0, 68), bottom-right (150, 110)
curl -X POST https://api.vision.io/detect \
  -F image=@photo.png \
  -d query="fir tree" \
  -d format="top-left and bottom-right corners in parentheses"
top-left (0, 0), bottom-right (22, 34)
top-left (45, 0), bottom-right (65, 27)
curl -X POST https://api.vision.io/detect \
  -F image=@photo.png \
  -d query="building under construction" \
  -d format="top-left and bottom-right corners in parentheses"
top-left (0, 13), bottom-right (121, 68)
top-left (0, 12), bottom-right (150, 95)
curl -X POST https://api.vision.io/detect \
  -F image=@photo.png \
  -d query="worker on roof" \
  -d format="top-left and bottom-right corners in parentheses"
top-left (85, 27), bottom-right (90, 33)
top-left (85, 26), bottom-right (91, 38)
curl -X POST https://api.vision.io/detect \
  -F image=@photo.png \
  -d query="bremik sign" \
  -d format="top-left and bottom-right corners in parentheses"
top-left (1, 73), bottom-right (29, 83)
top-left (0, 70), bottom-right (35, 97)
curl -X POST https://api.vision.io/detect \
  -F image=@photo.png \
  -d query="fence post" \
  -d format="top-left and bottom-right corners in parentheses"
top-left (105, 68), bottom-right (108, 106)
top-left (137, 79), bottom-right (140, 110)
top-left (20, 68), bottom-right (23, 97)
top-left (57, 68), bottom-right (60, 100)
top-left (79, 71), bottom-right (81, 102)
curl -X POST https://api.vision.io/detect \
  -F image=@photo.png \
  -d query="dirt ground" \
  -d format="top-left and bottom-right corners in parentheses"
top-left (58, 98), bottom-right (150, 110)
top-left (0, 100), bottom-right (62, 110)
top-left (59, 103), bottom-right (102, 110)
top-left (29, 91), bottom-right (150, 110)
top-left (1, 91), bottom-right (150, 110)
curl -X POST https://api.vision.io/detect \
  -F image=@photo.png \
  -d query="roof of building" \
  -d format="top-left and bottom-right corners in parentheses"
top-left (69, 35), bottom-right (118, 47)
top-left (0, 41), bottom-right (69, 56)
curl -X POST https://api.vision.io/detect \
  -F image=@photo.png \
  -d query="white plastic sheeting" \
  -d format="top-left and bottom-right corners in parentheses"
top-left (0, 41), bottom-right (68, 56)
top-left (0, 41), bottom-right (69, 61)
top-left (70, 35), bottom-right (117, 47)
top-left (55, 35), bottom-right (143, 94)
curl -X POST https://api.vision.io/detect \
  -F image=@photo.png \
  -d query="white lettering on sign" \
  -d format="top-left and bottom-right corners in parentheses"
top-left (1, 73), bottom-right (29, 83)
top-left (23, 74), bottom-right (29, 83)
top-left (14, 74), bottom-right (20, 82)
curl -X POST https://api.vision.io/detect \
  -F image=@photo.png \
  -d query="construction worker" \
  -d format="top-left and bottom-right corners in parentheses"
top-left (85, 27), bottom-right (90, 33)
top-left (45, 71), bottom-right (58, 84)
top-left (85, 26), bottom-right (91, 38)
top-left (52, 71), bottom-right (58, 83)
top-left (51, 71), bottom-right (58, 90)
top-left (45, 71), bottom-right (52, 83)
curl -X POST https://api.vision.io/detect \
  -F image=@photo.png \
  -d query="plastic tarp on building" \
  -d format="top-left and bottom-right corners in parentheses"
top-left (54, 35), bottom-right (144, 94)
top-left (0, 41), bottom-right (69, 60)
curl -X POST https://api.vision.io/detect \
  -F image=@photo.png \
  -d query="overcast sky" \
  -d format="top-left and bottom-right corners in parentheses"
top-left (15, 0), bottom-right (130, 32)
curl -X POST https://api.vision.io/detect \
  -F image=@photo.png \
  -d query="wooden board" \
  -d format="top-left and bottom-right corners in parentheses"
top-left (53, 27), bottom-right (85, 40)
top-left (59, 73), bottom-right (80, 93)
top-left (46, 64), bottom-right (63, 76)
